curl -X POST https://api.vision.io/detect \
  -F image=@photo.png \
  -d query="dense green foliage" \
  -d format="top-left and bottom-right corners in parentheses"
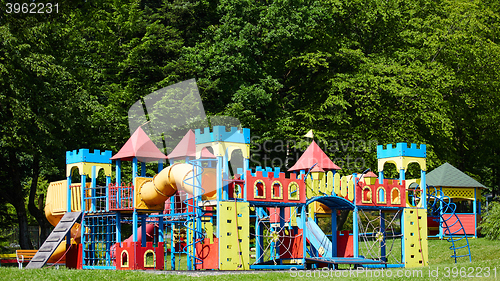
top-left (1, 0), bottom-right (500, 247)
top-left (479, 202), bottom-right (500, 240)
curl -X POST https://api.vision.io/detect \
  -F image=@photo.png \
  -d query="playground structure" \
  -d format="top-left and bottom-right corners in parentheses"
top-left (31, 126), bottom-right (473, 270)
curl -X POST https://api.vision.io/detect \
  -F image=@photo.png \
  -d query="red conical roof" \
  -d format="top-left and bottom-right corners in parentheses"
top-left (288, 140), bottom-right (341, 172)
top-left (110, 127), bottom-right (167, 162)
top-left (167, 130), bottom-right (215, 159)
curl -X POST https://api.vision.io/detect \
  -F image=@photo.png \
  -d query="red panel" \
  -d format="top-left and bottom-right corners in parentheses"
top-left (115, 242), bottom-right (164, 270)
top-left (337, 231), bottom-right (353, 257)
top-left (66, 243), bottom-right (83, 269)
top-left (356, 180), bottom-right (405, 208)
top-left (246, 171), bottom-right (306, 204)
top-left (279, 228), bottom-right (303, 259)
top-left (196, 238), bottom-right (219, 269)
top-left (109, 183), bottom-right (134, 211)
top-left (442, 214), bottom-right (475, 235)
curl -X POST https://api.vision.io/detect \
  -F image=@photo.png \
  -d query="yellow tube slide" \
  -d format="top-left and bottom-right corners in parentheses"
top-left (140, 163), bottom-right (197, 205)
top-left (45, 181), bottom-right (81, 263)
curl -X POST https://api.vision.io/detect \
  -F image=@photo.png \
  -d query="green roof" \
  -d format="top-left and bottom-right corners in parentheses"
top-left (426, 162), bottom-right (485, 188)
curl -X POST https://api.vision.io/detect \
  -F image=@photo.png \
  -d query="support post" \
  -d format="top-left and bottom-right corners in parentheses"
top-left (132, 157), bottom-right (138, 184)
top-left (301, 205), bottom-right (307, 265)
top-left (331, 210), bottom-right (337, 258)
top-left (353, 173), bottom-right (359, 258)
top-left (66, 175), bottom-right (72, 247)
top-left (421, 169), bottom-right (427, 209)
top-left (80, 174), bottom-right (87, 264)
top-left (116, 212), bottom-right (121, 243)
top-left (141, 216), bottom-right (147, 247)
top-left (380, 211), bottom-right (386, 262)
top-left (141, 162), bottom-right (146, 177)
top-left (91, 166), bottom-right (97, 212)
top-left (255, 207), bottom-right (263, 264)
top-left (105, 176), bottom-right (111, 212)
top-left (378, 171), bottom-right (384, 184)
top-left (473, 187), bottom-right (477, 237)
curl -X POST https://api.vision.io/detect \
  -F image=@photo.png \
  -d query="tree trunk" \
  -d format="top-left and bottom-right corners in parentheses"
top-left (2, 151), bottom-right (34, 249)
top-left (27, 153), bottom-right (52, 247)
top-left (336, 210), bottom-right (350, 231)
top-left (12, 200), bottom-right (34, 249)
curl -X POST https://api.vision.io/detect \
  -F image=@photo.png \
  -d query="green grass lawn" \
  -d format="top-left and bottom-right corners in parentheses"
top-left (1, 238), bottom-right (499, 280)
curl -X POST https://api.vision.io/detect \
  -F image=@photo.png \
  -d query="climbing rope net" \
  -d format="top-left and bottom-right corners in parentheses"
top-left (357, 209), bottom-right (403, 264)
top-left (253, 206), bottom-right (303, 265)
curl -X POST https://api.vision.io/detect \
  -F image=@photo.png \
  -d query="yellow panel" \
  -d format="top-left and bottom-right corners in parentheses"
top-left (404, 208), bottom-right (428, 268)
top-left (333, 173), bottom-right (341, 196)
top-left (134, 177), bottom-right (164, 211)
top-left (70, 182), bottom-right (90, 212)
top-left (347, 179), bottom-right (354, 201)
top-left (308, 204), bottom-right (315, 219)
top-left (315, 172), bottom-right (326, 195)
top-left (310, 172), bottom-right (324, 196)
top-left (442, 187), bottom-right (474, 200)
top-left (202, 221), bottom-right (214, 244)
top-left (290, 207), bottom-right (297, 226)
top-left (326, 171), bottom-right (334, 195)
top-left (218, 202), bottom-right (250, 270)
top-left (46, 180), bottom-right (68, 215)
top-left (66, 162), bottom-right (112, 177)
top-left (340, 176), bottom-right (348, 197)
top-left (306, 177), bottom-right (314, 198)
top-left (196, 142), bottom-right (250, 159)
top-left (314, 202), bottom-right (331, 214)
top-left (378, 157), bottom-right (426, 172)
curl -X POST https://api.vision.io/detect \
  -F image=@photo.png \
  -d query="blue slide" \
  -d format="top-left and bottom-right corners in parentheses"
top-left (298, 217), bottom-right (333, 258)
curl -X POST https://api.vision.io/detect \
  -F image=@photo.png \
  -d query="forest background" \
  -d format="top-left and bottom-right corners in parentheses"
top-left (1, 0), bottom-right (500, 249)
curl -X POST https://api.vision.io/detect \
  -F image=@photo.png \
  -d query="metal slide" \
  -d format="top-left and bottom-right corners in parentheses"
top-left (26, 211), bottom-right (82, 269)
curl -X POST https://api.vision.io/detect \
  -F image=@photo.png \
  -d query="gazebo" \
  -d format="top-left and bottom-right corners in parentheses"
top-left (426, 162), bottom-right (485, 238)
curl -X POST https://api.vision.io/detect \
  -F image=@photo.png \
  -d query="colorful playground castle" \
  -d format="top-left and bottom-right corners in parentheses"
top-left (29, 126), bottom-right (472, 270)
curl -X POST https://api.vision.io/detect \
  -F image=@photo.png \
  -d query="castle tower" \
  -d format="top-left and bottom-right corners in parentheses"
top-left (377, 143), bottom-right (428, 268)
top-left (377, 143), bottom-right (427, 208)
top-left (66, 149), bottom-right (112, 213)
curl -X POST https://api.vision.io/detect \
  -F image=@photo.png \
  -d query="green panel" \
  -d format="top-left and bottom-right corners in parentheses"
top-left (218, 202), bottom-right (250, 270)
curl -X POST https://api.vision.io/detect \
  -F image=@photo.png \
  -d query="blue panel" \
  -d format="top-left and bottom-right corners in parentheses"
top-left (377, 143), bottom-right (426, 159)
top-left (363, 264), bottom-right (404, 268)
top-left (195, 126), bottom-right (251, 144)
top-left (250, 264), bottom-right (305, 270)
top-left (251, 166), bottom-right (282, 178)
top-left (66, 149), bottom-right (112, 164)
top-left (82, 266), bottom-right (117, 270)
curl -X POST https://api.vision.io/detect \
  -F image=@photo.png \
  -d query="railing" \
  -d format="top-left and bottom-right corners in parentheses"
top-left (109, 183), bottom-right (134, 211)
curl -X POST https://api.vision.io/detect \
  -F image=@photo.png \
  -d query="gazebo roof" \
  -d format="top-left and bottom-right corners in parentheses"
top-left (364, 171), bottom-right (378, 178)
top-left (166, 130), bottom-right (215, 159)
top-left (110, 127), bottom-right (167, 162)
top-left (426, 162), bottom-right (485, 188)
top-left (288, 140), bottom-right (341, 172)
